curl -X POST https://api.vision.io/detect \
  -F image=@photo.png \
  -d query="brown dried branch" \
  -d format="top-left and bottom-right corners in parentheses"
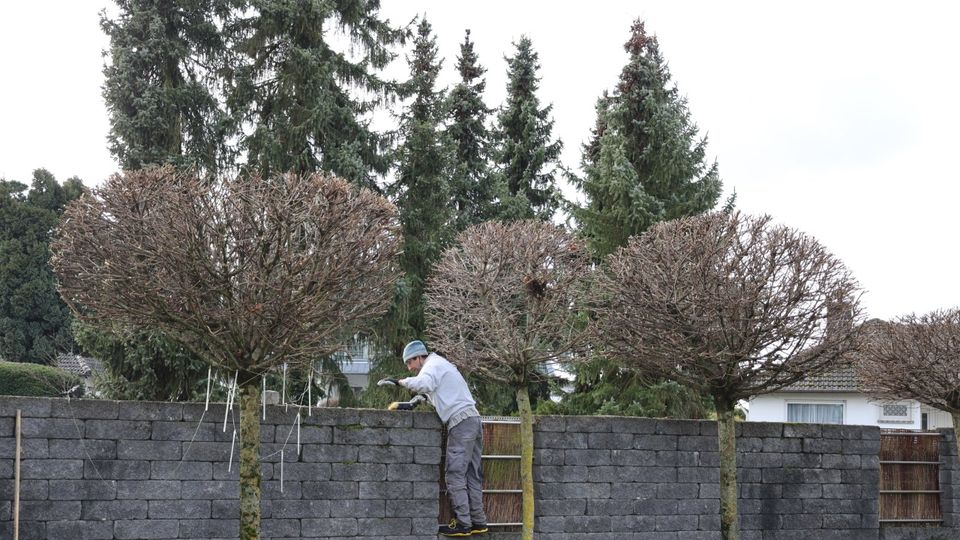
top-left (856, 310), bottom-right (960, 414)
top-left (592, 211), bottom-right (863, 406)
top-left (51, 167), bottom-right (401, 376)
top-left (424, 220), bottom-right (591, 385)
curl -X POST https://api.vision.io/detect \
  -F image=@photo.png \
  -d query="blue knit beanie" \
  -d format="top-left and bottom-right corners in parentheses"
top-left (402, 340), bottom-right (429, 362)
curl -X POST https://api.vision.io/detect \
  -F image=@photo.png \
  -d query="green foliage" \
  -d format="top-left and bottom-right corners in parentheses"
top-left (539, 368), bottom-right (713, 419)
top-left (72, 321), bottom-right (208, 401)
top-left (573, 20), bottom-right (725, 259)
top-left (101, 0), bottom-right (231, 172)
top-left (565, 20), bottom-right (728, 417)
top-left (228, 0), bottom-right (406, 186)
top-left (0, 360), bottom-right (83, 397)
top-left (446, 30), bottom-right (503, 230)
top-left (492, 37), bottom-right (563, 221)
top-left (369, 18), bottom-right (452, 394)
top-left (0, 170), bottom-right (84, 364)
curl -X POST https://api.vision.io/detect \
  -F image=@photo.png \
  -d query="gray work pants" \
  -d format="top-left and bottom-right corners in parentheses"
top-left (446, 416), bottom-right (486, 526)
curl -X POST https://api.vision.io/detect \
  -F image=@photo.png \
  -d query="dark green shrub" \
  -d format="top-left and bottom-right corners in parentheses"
top-left (0, 360), bottom-right (84, 397)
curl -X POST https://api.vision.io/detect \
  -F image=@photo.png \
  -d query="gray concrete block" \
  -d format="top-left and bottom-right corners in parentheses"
top-left (387, 462), bottom-right (437, 481)
top-left (330, 462), bottom-right (386, 481)
top-left (358, 410), bottom-right (416, 429)
top-left (301, 517), bottom-right (359, 537)
top-left (302, 480), bottom-right (359, 499)
top-left (333, 424), bottom-right (389, 445)
top-left (180, 479), bottom-right (238, 499)
top-left (738, 422), bottom-right (783, 438)
top-left (85, 459), bottom-right (150, 480)
top-left (536, 415), bottom-right (565, 432)
top-left (385, 498), bottom-right (437, 518)
top-left (211, 499), bottom-right (239, 518)
top-left (50, 438), bottom-right (116, 460)
top-left (634, 435), bottom-right (678, 451)
top-left (301, 443), bottom-right (358, 463)
top-left (116, 479), bottom-right (181, 500)
top-left (148, 499), bottom-right (211, 518)
top-left (262, 518), bottom-right (301, 538)
top-left (118, 439), bottom-right (182, 460)
top-left (358, 480), bottom-right (413, 499)
top-left (86, 419), bottom-right (151, 440)
top-left (804, 437), bottom-right (843, 454)
top-left (413, 444), bottom-right (442, 465)
top-left (21, 417), bottom-right (83, 439)
top-left (538, 498), bottom-right (587, 516)
top-left (678, 467), bottom-right (719, 484)
top-left (271, 499), bottom-right (331, 518)
top-left (535, 431), bottom-right (587, 449)
top-left (0, 396), bottom-right (52, 417)
top-left (563, 514), bottom-right (611, 532)
top-left (564, 448), bottom-right (611, 466)
top-left (657, 483), bottom-right (700, 499)
top-left (263, 480), bottom-right (303, 500)
top-left (20, 500), bottom-right (82, 521)
top-left (51, 399), bottom-right (119, 420)
top-left (587, 432), bottom-right (635, 449)
top-left (82, 499), bottom-right (147, 519)
top-left (656, 514), bottom-right (698, 531)
top-left (274, 424), bottom-right (331, 444)
top-left (46, 519), bottom-right (115, 540)
top-left (48, 479), bottom-right (117, 500)
top-left (113, 519), bottom-right (179, 539)
top-left (118, 401), bottom-right (182, 421)
top-left (151, 460), bottom-right (212, 480)
top-left (178, 519), bottom-right (239, 538)
top-left (610, 448), bottom-right (656, 467)
top-left (21, 458), bottom-right (83, 479)
top-left (329, 498), bottom-right (386, 518)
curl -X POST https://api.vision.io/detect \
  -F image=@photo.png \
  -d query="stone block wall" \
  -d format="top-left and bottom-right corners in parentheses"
top-left (3, 397), bottom-right (960, 539)
top-left (0, 397), bottom-right (441, 540)
top-left (532, 416), bottom-right (881, 540)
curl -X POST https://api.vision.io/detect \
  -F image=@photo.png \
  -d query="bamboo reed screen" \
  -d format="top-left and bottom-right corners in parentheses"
top-left (879, 431), bottom-right (942, 526)
top-left (439, 419), bottom-right (522, 531)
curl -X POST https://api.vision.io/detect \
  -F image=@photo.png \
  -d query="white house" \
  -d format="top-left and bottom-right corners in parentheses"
top-left (747, 364), bottom-right (952, 430)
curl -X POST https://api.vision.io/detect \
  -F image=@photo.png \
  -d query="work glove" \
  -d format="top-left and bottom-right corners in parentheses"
top-left (377, 377), bottom-right (400, 387)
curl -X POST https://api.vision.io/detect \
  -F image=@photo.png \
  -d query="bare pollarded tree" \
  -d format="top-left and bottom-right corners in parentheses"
top-left (591, 211), bottom-right (862, 540)
top-left (51, 167), bottom-right (400, 540)
top-left (857, 309), bottom-right (960, 432)
top-left (425, 220), bottom-right (591, 540)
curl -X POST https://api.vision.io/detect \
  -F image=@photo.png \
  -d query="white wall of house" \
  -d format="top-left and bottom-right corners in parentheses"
top-left (746, 392), bottom-right (940, 430)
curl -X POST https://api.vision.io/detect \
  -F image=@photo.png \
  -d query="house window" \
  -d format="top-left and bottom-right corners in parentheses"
top-left (786, 402), bottom-right (844, 424)
top-left (879, 402), bottom-right (912, 423)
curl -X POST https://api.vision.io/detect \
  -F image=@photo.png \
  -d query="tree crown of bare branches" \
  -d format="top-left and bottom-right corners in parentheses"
top-left (593, 211), bottom-right (862, 405)
top-left (424, 220), bottom-right (591, 385)
top-left (51, 167), bottom-right (401, 375)
top-left (856, 309), bottom-right (960, 414)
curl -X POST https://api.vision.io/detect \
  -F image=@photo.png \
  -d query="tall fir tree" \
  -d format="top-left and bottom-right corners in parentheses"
top-left (101, 0), bottom-right (231, 172)
top-left (98, 0), bottom-right (233, 399)
top-left (0, 170), bottom-right (84, 364)
top-left (365, 18), bottom-right (452, 405)
top-left (492, 36), bottom-right (563, 221)
top-left (574, 19), bottom-right (724, 259)
top-left (446, 30), bottom-right (500, 231)
top-left (562, 20), bottom-right (727, 418)
top-left (227, 0), bottom-right (406, 187)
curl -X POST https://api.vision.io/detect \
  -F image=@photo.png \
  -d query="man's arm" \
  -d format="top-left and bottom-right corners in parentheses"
top-left (400, 362), bottom-right (439, 394)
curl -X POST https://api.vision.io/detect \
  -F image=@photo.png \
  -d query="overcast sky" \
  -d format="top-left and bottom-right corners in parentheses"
top-left (1, 1), bottom-right (957, 320)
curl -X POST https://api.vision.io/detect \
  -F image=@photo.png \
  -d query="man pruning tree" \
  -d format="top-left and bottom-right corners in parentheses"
top-left (394, 340), bottom-right (488, 537)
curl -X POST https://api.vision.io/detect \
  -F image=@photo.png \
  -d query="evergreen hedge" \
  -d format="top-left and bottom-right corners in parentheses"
top-left (0, 360), bottom-right (83, 397)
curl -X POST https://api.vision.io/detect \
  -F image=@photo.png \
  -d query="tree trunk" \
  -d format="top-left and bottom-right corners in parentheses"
top-left (717, 404), bottom-right (739, 540)
top-left (951, 412), bottom-right (960, 441)
top-left (516, 385), bottom-right (535, 540)
top-left (238, 382), bottom-right (261, 540)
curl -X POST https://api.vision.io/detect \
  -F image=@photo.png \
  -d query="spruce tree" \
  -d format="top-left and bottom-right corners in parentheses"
top-left (574, 19), bottom-right (723, 259)
top-left (565, 20), bottom-right (727, 418)
top-left (228, 0), bottom-right (406, 187)
top-left (446, 30), bottom-right (499, 231)
top-left (366, 18), bottom-right (452, 402)
top-left (0, 170), bottom-right (84, 364)
top-left (492, 36), bottom-right (563, 221)
top-left (101, 0), bottom-right (230, 172)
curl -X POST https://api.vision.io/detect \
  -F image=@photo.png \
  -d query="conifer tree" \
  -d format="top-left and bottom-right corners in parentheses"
top-left (366, 18), bottom-right (452, 401)
top-left (227, 0), bottom-right (406, 187)
top-left (575, 19), bottom-right (723, 258)
top-left (101, 0), bottom-right (230, 172)
top-left (492, 37), bottom-right (563, 221)
top-left (0, 170), bottom-right (84, 364)
top-left (564, 20), bottom-right (727, 418)
top-left (446, 30), bottom-right (500, 230)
